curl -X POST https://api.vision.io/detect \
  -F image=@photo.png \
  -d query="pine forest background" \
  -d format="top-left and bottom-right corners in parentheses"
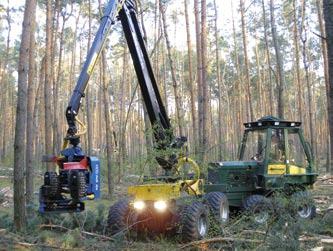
top-left (0, 0), bottom-right (331, 201)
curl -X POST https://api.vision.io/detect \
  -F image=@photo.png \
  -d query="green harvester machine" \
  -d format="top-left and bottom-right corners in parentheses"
top-left (204, 115), bottom-right (318, 223)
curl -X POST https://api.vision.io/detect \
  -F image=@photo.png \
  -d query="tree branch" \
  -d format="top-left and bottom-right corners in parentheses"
top-left (180, 237), bottom-right (263, 249)
top-left (311, 30), bottom-right (327, 40)
top-left (39, 224), bottom-right (114, 241)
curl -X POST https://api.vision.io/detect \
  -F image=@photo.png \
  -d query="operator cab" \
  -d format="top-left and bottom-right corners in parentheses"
top-left (239, 116), bottom-right (313, 176)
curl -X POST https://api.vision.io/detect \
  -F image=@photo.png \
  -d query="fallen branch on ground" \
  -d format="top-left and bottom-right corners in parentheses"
top-left (111, 217), bottom-right (152, 238)
top-left (14, 241), bottom-right (71, 250)
top-left (180, 237), bottom-right (263, 249)
top-left (39, 224), bottom-right (114, 241)
top-left (240, 230), bottom-right (267, 235)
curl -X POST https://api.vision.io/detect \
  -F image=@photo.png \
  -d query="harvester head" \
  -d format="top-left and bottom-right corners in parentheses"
top-left (39, 146), bottom-right (100, 213)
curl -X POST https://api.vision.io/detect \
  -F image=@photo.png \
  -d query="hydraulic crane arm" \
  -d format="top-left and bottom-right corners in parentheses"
top-left (66, 0), bottom-right (125, 140)
top-left (119, 1), bottom-right (172, 149)
top-left (65, 0), bottom-right (186, 170)
top-left (40, 0), bottom-right (188, 213)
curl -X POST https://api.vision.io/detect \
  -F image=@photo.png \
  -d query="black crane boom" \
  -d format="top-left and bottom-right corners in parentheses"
top-left (65, 0), bottom-right (185, 170)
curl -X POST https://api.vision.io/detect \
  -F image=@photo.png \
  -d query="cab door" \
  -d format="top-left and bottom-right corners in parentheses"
top-left (285, 128), bottom-right (307, 175)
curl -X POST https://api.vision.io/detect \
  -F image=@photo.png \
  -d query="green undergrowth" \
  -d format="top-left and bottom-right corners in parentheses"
top-left (0, 188), bottom-right (332, 250)
top-left (204, 191), bottom-right (333, 250)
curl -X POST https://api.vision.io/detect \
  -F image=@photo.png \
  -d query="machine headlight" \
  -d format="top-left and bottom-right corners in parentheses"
top-left (133, 201), bottom-right (145, 210)
top-left (154, 200), bottom-right (167, 212)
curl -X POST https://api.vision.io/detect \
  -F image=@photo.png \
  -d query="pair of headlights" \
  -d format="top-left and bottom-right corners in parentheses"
top-left (133, 200), bottom-right (167, 212)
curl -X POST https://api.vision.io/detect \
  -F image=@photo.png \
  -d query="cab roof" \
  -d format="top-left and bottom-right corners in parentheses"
top-left (244, 115), bottom-right (302, 129)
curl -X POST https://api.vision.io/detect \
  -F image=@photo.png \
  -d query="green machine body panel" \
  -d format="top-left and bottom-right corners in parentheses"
top-left (205, 161), bottom-right (258, 207)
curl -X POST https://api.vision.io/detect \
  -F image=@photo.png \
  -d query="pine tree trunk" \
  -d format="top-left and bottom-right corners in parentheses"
top-left (262, 0), bottom-right (274, 115)
top-left (240, 0), bottom-right (254, 121)
top-left (254, 40), bottom-right (264, 114)
top-left (0, 1), bottom-right (11, 162)
top-left (270, 0), bottom-right (285, 118)
top-left (159, 0), bottom-right (184, 136)
top-left (97, 0), bottom-right (113, 194)
top-left (44, 0), bottom-right (53, 169)
top-left (102, 52), bottom-right (113, 196)
top-left (25, 0), bottom-right (37, 210)
top-left (292, 0), bottom-right (303, 121)
top-left (119, 46), bottom-right (128, 179)
top-left (317, 0), bottom-right (331, 172)
top-left (14, 0), bottom-right (36, 230)
top-left (323, 0), bottom-right (333, 174)
top-left (137, 0), bottom-right (154, 168)
top-left (213, 0), bottom-right (224, 159)
top-left (184, 0), bottom-right (197, 150)
top-left (231, 0), bottom-right (243, 152)
top-left (300, 0), bottom-right (315, 157)
top-left (85, 0), bottom-right (93, 155)
top-left (194, 0), bottom-right (202, 155)
top-left (54, 12), bottom-right (68, 154)
top-left (201, 0), bottom-right (209, 161)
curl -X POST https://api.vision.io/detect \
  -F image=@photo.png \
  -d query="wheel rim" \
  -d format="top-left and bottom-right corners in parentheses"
top-left (254, 211), bottom-right (269, 224)
top-left (197, 214), bottom-right (207, 237)
top-left (298, 204), bottom-right (312, 218)
top-left (219, 203), bottom-right (229, 223)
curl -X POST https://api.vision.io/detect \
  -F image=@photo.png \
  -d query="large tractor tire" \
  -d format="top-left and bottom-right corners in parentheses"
top-left (204, 192), bottom-right (229, 231)
top-left (69, 170), bottom-right (86, 200)
top-left (181, 201), bottom-right (209, 242)
top-left (291, 191), bottom-right (316, 219)
top-left (243, 194), bottom-right (273, 224)
top-left (107, 199), bottom-right (131, 236)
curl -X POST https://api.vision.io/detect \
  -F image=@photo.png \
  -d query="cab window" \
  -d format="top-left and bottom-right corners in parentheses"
top-left (287, 129), bottom-right (307, 167)
top-left (269, 129), bottom-right (285, 163)
top-left (242, 130), bottom-right (266, 161)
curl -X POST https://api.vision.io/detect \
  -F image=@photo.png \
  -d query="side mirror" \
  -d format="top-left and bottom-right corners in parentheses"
top-left (305, 141), bottom-right (314, 161)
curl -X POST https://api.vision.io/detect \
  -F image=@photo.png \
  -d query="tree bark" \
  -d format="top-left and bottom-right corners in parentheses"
top-left (261, 0), bottom-right (274, 115)
top-left (194, 0), bottom-right (202, 155)
top-left (102, 52), bottom-right (113, 196)
top-left (184, 0), bottom-right (197, 150)
top-left (292, 0), bottom-right (303, 121)
top-left (14, 0), bottom-right (36, 231)
top-left (119, 46), bottom-right (128, 179)
top-left (137, 0), bottom-right (154, 172)
top-left (231, 0), bottom-right (243, 145)
top-left (213, 0), bottom-right (225, 159)
top-left (0, 0), bottom-right (11, 162)
top-left (97, 0), bottom-right (113, 194)
top-left (323, 0), bottom-right (333, 174)
top-left (270, 0), bottom-right (286, 119)
top-left (240, 0), bottom-right (254, 121)
top-left (85, 0), bottom-right (93, 155)
top-left (25, 0), bottom-right (37, 210)
top-left (300, 0), bottom-right (315, 157)
top-left (51, 0), bottom-right (59, 154)
top-left (316, 0), bottom-right (331, 172)
top-left (200, 0), bottom-right (209, 161)
top-left (159, 0), bottom-right (184, 137)
top-left (44, 0), bottom-right (53, 169)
